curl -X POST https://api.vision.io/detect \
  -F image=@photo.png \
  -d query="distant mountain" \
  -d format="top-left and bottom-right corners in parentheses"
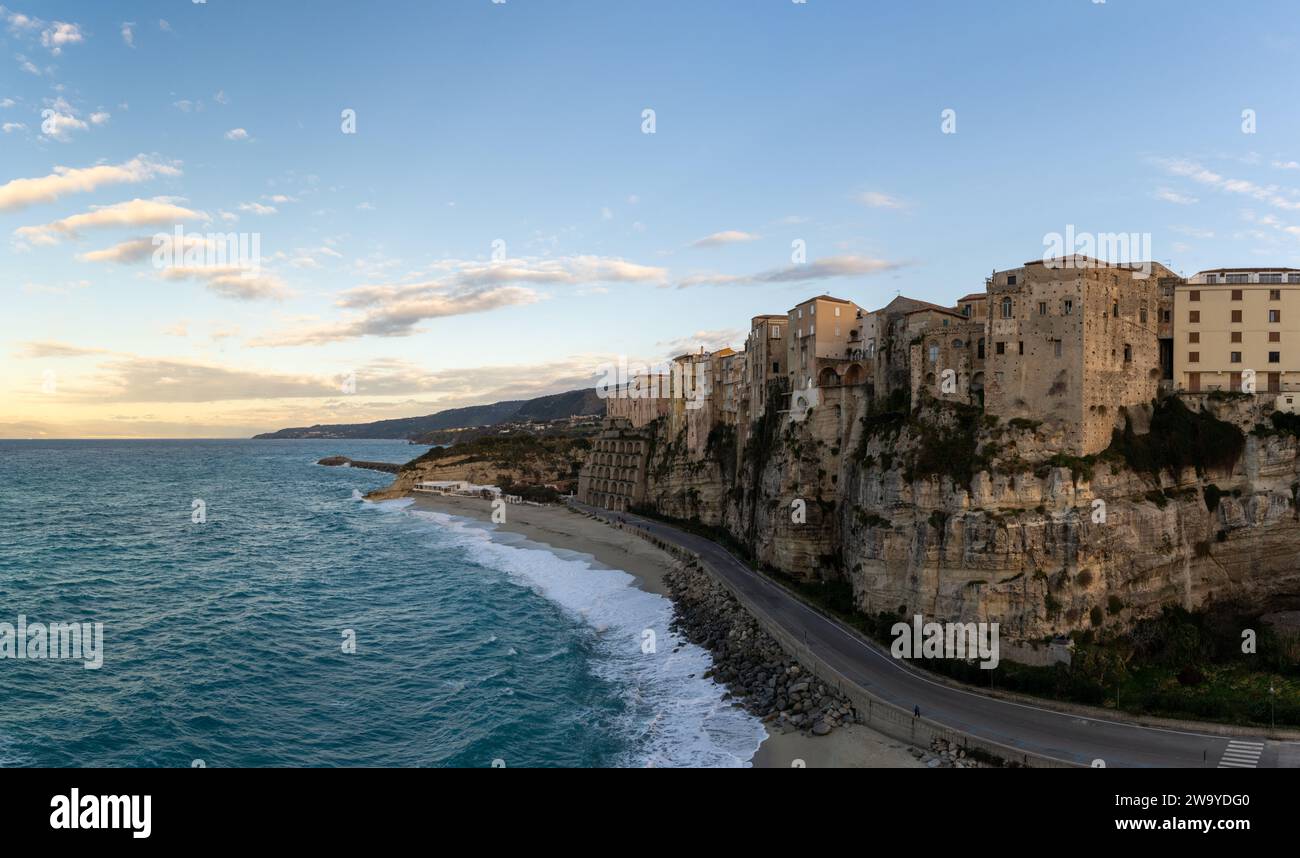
top-left (253, 388), bottom-right (605, 440)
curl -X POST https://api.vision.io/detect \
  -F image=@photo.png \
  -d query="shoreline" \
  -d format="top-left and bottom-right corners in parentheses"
top-left (394, 492), bottom-right (922, 769)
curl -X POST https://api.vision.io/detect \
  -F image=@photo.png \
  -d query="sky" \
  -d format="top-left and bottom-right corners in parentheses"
top-left (5, 0), bottom-right (1300, 438)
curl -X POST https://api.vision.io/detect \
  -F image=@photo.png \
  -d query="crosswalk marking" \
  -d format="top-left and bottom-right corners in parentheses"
top-left (1217, 740), bottom-right (1264, 768)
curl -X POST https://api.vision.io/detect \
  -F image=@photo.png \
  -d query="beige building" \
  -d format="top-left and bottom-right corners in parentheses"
top-left (577, 418), bottom-right (651, 511)
top-left (786, 295), bottom-right (869, 419)
top-left (983, 256), bottom-right (1176, 455)
top-left (1174, 268), bottom-right (1300, 394)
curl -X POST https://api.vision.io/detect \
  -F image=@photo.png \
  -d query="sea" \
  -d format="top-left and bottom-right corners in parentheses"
top-left (0, 440), bottom-right (766, 768)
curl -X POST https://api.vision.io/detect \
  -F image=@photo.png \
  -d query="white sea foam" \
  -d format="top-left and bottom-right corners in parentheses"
top-left (407, 508), bottom-right (767, 768)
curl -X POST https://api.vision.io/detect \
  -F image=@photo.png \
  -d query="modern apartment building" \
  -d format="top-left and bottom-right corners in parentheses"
top-left (1173, 268), bottom-right (1300, 394)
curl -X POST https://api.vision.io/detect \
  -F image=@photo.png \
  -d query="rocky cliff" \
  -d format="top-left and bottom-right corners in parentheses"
top-left (636, 389), bottom-right (1300, 648)
top-left (366, 434), bottom-right (590, 501)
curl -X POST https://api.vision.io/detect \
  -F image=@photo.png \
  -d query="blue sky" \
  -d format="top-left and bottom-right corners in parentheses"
top-left (5, 0), bottom-right (1300, 437)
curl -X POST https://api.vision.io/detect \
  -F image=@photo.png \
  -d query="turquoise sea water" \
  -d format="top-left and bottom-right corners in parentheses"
top-left (0, 440), bottom-right (764, 767)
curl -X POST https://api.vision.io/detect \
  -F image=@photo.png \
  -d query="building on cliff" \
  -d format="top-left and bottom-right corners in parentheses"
top-left (575, 417), bottom-right (651, 511)
top-left (1173, 268), bottom-right (1300, 397)
top-left (982, 256), bottom-right (1178, 456)
top-left (786, 295), bottom-right (871, 421)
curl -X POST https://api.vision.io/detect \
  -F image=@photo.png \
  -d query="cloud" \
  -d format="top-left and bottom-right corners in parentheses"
top-left (158, 19), bottom-right (171, 33)
top-left (214, 90), bottom-right (229, 105)
top-left (237, 201), bottom-right (276, 215)
top-left (674, 254), bottom-right (905, 288)
top-left (1154, 157), bottom-right (1300, 212)
top-left (40, 99), bottom-right (88, 140)
top-left (857, 191), bottom-right (906, 209)
top-left (15, 197), bottom-right (205, 245)
top-left (0, 97), bottom-right (15, 108)
top-left (658, 329), bottom-right (744, 358)
top-left (0, 155), bottom-right (182, 212)
top-left (14, 340), bottom-right (107, 359)
top-left (40, 20), bottom-right (82, 54)
top-left (2, 122), bottom-right (24, 133)
top-left (690, 230), bottom-right (759, 248)
top-left (159, 266), bottom-right (292, 301)
top-left (224, 127), bottom-right (249, 141)
top-left (1155, 188), bottom-right (1198, 205)
top-left (254, 255), bottom-right (666, 346)
top-left (84, 358), bottom-right (343, 404)
top-left (121, 21), bottom-right (134, 47)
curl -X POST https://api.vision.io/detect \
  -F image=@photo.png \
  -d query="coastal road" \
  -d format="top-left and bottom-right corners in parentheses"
top-left (571, 502), bottom-right (1296, 768)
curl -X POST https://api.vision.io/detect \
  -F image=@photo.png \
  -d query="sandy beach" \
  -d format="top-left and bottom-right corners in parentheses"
top-left (399, 492), bottom-right (923, 769)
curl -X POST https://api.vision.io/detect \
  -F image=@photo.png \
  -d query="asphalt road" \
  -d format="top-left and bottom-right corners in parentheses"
top-left (572, 501), bottom-right (1295, 768)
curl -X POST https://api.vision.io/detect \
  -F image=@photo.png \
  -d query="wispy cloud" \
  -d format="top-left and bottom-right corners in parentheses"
top-left (1154, 156), bottom-right (1300, 212)
top-left (690, 230), bottom-right (759, 248)
top-left (0, 155), bottom-right (181, 212)
top-left (674, 254), bottom-right (905, 288)
top-left (857, 190), bottom-right (907, 210)
top-left (15, 198), bottom-right (204, 246)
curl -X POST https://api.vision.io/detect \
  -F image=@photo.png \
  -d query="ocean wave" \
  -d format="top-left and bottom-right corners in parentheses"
top-left (399, 507), bottom-right (767, 768)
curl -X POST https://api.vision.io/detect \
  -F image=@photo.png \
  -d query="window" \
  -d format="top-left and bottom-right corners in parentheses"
top-left (1018, 341), bottom-right (1024, 355)
top-left (1271, 289), bottom-right (1283, 299)
top-left (1204, 275), bottom-right (1219, 284)
top-left (1270, 309), bottom-right (1282, 323)
top-left (1054, 340), bottom-right (1062, 358)
top-left (1001, 297), bottom-right (1012, 318)
top-left (1270, 352), bottom-right (1281, 364)
top-left (1190, 290), bottom-right (1201, 301)
top-left (772, 362), bottom-right (780, 373)
top-left (952, 339), bottom-right (964, 349)
top-left (771, 326), bottom-right (781, 338)
top-left (810, 305), bottom-right (815, 316)
top-left (1007, 275), bottom-right (1017, 286)
top-left (1038, 301), bottom-right (1047, 315)
top-left (1123, 344), bottom-right (1132, 363)
top-left (798, 308), bottom-right (803, 319)
top-left (1140, 307), bottom-right (1148, 324)
top-left (1231, 289), bottom-right (1244, 300)
top-left (810, 324), bottom-right (816, 335)
top-left (977, 338), bottom-right (985, 359)
top-left (1270, 331), bottom-right (1281, 343)
top-left (1290, 274), bottom-right (1300, 284)
top-left (928, 345), bottom-right (939, 364)
top-left (834, 306), bottom-right (840, 317)
top-left (995, 341), bottom-right (1006, 355)
top-left (1231, 331), bottom-right (1242, 343)
top-left (1262, 274), bottom-right (1283, 284)
top-left (1231, 310), bottom-right (1242, 323)
top-left (1188, 352), bottom-right (1200, 363)
top-left (1189, 332), bottom-right (1200, 343)
top-left (834, 326), bottom-right (841, 337)
top-left (1231, 352), bottom-right (1242, 363)
top-left (1227, 274), bottom-right (1249, 284)
top-left (1112, 300), bottom-right (1119, 317)
top-left (962, 304), bottom-right (971, 317)
top-left (1190, 310), bottom-right (1200, 323)
top-left (1063, 299), bottom-right (1074, 315)
top-left (1161, 309), bottom-right (1172, 323)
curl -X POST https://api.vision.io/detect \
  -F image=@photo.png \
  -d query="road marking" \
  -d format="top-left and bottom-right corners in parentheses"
top-left (1218, 741), bottom-right (1264, 768)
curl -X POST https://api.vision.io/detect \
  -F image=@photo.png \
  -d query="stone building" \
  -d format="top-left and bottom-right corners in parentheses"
top-left (785, 295), bottom-right (869, 420)
top-left (983, 256), bottom-right (1177, 455)
top-left (606, 372), bottom-right (672, 428)
top-left (910, 315), bottom-right (988, 405)
top-left (576, 417), bottom-right (651, 511)
top-left (744, 314), bottom-right (788, 420)
top-left (1173, 267), bottom-right (1300, 394)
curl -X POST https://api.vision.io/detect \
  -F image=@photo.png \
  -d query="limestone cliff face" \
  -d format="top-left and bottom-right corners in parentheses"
top-left (637, 390), bottom-right (1300, 646)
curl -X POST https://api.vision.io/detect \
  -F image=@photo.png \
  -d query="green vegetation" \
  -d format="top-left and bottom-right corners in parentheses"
top-left (402, 432), bottom-right (589, 472)
top-left (904, 400), bottom-right (990, 487)
top-left (1106, 396), bottom-right (1244, 478)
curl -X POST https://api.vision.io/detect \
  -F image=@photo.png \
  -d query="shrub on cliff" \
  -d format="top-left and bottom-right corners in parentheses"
top-left (1106, 397), bottom-right (1244, 479)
